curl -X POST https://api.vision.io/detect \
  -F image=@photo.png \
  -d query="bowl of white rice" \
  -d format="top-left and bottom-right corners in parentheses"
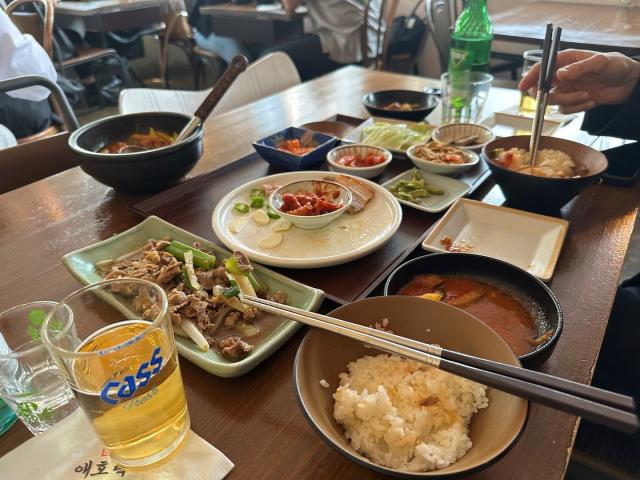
top-left (482, 135), bottom-right (608, 213)
top-left (293, 296), bottom-right (528, 477)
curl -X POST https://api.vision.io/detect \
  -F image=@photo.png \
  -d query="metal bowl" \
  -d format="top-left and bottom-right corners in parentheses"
top-left (69, 112), bottom-right (203, 193)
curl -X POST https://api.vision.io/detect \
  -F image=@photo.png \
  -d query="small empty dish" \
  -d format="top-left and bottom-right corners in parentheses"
top-left (432, 123), bottom-right (495, 151)
top-left (269, 180), bottom-right (352, 230)
top-left (422, 198), bottom-right (569, 281)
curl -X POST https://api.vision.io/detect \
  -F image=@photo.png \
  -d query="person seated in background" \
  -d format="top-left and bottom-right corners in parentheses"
top-left (0, 9), bottom-right (57, 138)
top-left (279, 0), bottom-right (380, 81)
top-left (520, 48), bottom-right (640, 400)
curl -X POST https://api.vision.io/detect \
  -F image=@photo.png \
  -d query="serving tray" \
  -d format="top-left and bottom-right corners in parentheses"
top-left (131, 115), bottom-right (494, 304)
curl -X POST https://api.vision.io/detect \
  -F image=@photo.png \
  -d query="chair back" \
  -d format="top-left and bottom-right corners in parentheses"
top-left (212, 52), bottom-right (301, 116)
top-left (425, 0), bottom-right (462, 71)
top-left (119, 53), bottom-right (301, 116)
top-left (5, 0), bottom-right (53, 58)
top-left (362, 0), bottom-right (400, 70)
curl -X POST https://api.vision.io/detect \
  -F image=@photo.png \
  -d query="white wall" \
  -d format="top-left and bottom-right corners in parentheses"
top-left (395, 0), bottom-right (536, 78)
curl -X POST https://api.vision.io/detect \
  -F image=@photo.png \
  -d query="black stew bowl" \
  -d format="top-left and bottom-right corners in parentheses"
top-left (482, 135), bottom-right (608, 214)
top-left (69, 112), bottom-right (203, 193)
top-left (362, 90), bottom-right (439, 122)
top-left (384, 253), bottom-right (563, 367)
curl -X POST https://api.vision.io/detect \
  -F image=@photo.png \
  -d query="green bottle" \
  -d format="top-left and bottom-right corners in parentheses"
top-left (448, 0), bottom-right (493, 73)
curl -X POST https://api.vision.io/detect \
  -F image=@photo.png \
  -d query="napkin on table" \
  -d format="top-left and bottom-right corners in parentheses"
top-left (0, 410), bottom-right (234, 480)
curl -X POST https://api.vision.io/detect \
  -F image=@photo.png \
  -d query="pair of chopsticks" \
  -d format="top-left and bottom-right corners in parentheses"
top-left (528, 24), bottom-right (563, 169)
top-left (241, 295), bottom-right (639, 434)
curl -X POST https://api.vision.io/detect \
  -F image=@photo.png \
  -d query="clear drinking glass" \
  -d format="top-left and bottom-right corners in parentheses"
top-left (517, 49), bottom-right (554, 116)
top-left (42, 279), bottom-right (190, 469)
top-left (441, 71), bottom-right (493, 124)
top-left (0, 301), bottom-right (78, 435)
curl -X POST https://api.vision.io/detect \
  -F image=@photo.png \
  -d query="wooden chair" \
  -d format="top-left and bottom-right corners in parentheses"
top-left (6, 0), bottom-right (136, 88)
top-left (120, 52), bottom-right (301, 116)
top-left (361, 0), bottom-right (400, 70)
top-left (0, 75), bottom-right (79, 193)
top-left (158, 0), bottom-right (221, 89)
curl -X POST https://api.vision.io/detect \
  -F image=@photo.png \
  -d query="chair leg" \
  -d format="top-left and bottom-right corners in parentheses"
top-left (110, 53), bottom-right (136, 88)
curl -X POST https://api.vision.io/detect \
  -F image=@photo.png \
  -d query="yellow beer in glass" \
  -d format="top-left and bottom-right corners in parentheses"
top-left (42, 279), bottom-right (190, 468)
top-left (519, 49), bottom-right (552, 116)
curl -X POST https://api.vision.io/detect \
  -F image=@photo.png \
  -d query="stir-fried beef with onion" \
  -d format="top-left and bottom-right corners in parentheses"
top-left (96, 238), bottom-right (288, 361)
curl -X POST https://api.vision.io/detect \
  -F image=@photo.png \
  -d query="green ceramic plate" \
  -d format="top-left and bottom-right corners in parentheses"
top-left (62, 216), bottom-right (325, 377)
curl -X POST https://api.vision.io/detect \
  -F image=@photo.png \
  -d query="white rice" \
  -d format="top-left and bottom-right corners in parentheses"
top-left (499, 147), bottom-right (575, 178)
top-left (333, 354), bottom-right (488, 472)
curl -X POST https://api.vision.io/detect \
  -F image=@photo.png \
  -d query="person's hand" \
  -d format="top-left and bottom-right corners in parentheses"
top-left (518, 49), bottom-right (640, 114)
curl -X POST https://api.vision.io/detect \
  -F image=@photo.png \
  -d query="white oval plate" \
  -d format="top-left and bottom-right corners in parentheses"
top-left (212, 171), bottom-right (402, 268)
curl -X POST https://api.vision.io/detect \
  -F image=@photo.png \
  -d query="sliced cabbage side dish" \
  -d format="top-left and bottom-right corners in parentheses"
top-left (361, 122), bottom-right (434, 151)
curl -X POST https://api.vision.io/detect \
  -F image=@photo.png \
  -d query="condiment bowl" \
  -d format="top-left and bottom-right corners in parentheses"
top-left (269, 179), bottom-right (352, 230)
top-left (432, 123), bottom-right (495, 151)
top-left (482, 135), bottom-right (608, 213)
top-left (326, 144), bottom-right (393, 179)
top-left (253, 127), bottom-right (338, 171)
top-left (407, 143), bottom-right (479, 175)
top-left (363, 90), bottom-right (439, 122)
top-left (68, 112), bottom-right (203, 193)
top-left (294, 296), bottom-right (528, 478)
top-left (384, 253), bottom-right (563, 366)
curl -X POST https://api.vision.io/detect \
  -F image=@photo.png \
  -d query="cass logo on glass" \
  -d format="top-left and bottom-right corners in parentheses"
top-left (100, 347), bottom-right (163, 405)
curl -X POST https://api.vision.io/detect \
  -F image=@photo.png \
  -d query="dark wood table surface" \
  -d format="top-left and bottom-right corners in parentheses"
top-left (0, 67), bottom-right (638, 480)
top-left (492, 1), bottom-right (640, 56)
top-left (200, 2), bottom-right (305, 44)
top-left (55, 0), bottom-right (167, 33)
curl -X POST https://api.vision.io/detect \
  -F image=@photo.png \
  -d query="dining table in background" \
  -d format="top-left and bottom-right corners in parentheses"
top-left (0, 66), bottom-right (638, 480)
top-left (492, 1), bottom-right (640, 57)
top-left (199, 1), bottom-right (305, 44)
top-left (55, 0), bottom-right (167, 35)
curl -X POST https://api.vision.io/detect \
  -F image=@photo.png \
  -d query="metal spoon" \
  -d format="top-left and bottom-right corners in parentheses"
top-left (174, 55), bottom-right (249, 144)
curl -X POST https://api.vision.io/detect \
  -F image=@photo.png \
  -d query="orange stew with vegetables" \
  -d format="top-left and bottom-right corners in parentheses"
top-left (277, 139), bottom-right (317, 156)
top-left (336, 152), bottom-right (387, 168)
top-left (399, 274), bottom-right (547, 356)
top-left (100, 128), bottom-right (175, 154)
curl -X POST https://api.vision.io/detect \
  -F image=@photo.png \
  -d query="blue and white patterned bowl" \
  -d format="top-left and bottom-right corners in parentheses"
top-left (253, 127), bottom-right (338, 171)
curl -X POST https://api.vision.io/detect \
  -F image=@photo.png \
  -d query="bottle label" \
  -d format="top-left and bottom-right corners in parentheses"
top-left (449, 48), bottom-right (470, 71)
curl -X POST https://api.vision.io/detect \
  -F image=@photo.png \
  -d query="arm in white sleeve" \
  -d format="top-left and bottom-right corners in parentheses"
top-left (0, 10), bottom-right (58, 101)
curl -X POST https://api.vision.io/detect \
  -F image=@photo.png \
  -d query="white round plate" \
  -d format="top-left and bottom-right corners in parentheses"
top-left (212, 171), bottom-right (402, 268)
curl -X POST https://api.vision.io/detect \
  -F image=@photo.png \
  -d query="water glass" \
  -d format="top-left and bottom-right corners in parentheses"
top-left (441, 71), bottom-right (493, 124)
top-left (42, 279), bottom-right (190, 469)
top-left (518, 49), bottom-right (553, 116)
top-left (0, 301), bottom-right (78, 435)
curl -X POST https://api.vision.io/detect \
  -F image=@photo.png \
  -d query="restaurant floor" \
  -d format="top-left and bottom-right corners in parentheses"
top-left (77, 55), bottom-right (640, 480)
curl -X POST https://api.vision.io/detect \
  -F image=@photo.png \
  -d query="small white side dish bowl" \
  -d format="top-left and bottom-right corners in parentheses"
top-left (432, 123), bottom-right (495, 151)
top-left (407, 144), bottom-right (479, 175)
top-left (326, 144), bottom-right (393, 179)
top-left (270, 180), bottom-right (352, 230)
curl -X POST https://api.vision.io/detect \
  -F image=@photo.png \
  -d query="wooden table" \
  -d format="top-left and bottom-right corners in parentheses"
top-left (0, 67), bottom-right (637, 480)
top-left (199, 2), bottom-right (305, 44)
top-left (492, 1), bottom-right (640, 57)
top-left (55, 0), bottom-right (167, 34)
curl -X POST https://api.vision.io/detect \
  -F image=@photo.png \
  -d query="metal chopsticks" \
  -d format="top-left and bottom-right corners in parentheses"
top-left (242, 295), bottom-right (639, 434)
top-left (528, 24), bottom-right (563, 169)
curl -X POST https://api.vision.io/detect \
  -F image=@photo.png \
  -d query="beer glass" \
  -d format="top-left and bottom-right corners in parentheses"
top-left (42, 279), bottom-right (190, 468)
top-left (0, 301), bottom-right (77, 435)
top-left (518, 49), bottom-right (552, 116)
